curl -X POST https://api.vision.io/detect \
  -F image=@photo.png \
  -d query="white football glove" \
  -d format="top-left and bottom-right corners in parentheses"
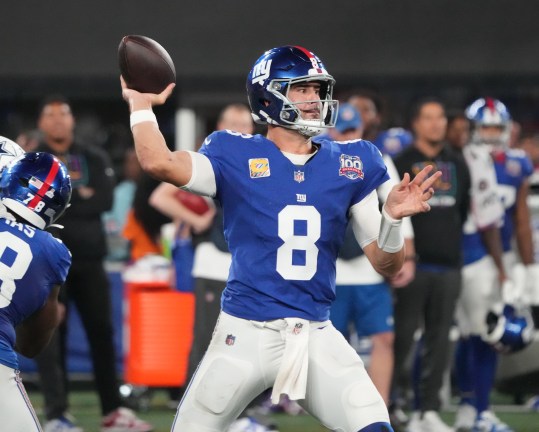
top-left (501, 278), bottom-right (523, 306)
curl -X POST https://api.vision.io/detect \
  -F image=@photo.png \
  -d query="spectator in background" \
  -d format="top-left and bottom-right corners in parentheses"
top-left (347, 90), bottom-right (383, 142)
top-left (327, 104), bottom-right (416, 407)
top-left (392, 98), bottom-right (471, 432)
top-left (445, 113), bottom-right (470, 151)
top-left (102, 148), bottom-right (142, 261)
top-left (122, 172), bottom-right (172, 262)
top-left (34, 95), bottom-right (152, 432)
top-left (509, 120), bottom-right (522, 148)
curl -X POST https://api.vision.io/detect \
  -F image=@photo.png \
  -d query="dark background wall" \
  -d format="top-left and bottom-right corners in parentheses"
top-left (1, 0), bottom-right (538, 158)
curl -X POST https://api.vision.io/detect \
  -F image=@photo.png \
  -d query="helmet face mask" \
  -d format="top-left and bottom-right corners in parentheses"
top-left (247, 46), bottom-right (339, 137)
top-left (0, 152), bottom-right (72, 229)
top-left (465, 97), bottom-right (511, 149)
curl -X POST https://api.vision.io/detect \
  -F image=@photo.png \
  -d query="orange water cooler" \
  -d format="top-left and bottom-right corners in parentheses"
top-left (124, 281), bottom-right (195, 387)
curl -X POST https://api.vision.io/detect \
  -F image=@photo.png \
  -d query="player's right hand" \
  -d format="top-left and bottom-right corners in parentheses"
top-left (120, 75), bottom-right (175, 111)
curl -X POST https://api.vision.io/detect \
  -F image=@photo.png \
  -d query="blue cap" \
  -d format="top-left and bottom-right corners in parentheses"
top-left (334, 103), bottom-right (362, 133)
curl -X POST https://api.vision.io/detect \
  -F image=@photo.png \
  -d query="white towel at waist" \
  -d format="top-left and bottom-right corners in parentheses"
top-left (269, 317), bottom-right (310, 404)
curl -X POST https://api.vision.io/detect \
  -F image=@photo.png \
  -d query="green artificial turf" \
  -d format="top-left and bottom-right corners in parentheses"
top-left (26, 389), bottom-right (539, 432)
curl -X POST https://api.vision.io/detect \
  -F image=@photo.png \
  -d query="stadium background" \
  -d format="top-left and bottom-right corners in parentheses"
top-left (1, 0), bottom-right (539, 430)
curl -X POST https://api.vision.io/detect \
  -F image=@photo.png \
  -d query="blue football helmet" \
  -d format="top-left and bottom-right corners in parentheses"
top-left (482, 304), bottom-right (534, 354)
top-left (465, 97), bottom-right (511, 147)
top-left (373, 128), bottom-right (413, 158)
top-left (0, 152), bottom-right (72, 229)
top-left (246, 45), bottom-right (338, 137)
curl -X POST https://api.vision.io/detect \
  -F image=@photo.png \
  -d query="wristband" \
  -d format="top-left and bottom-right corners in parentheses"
top-left (130, 110), bottom-right (157, 130)
top-left (377, 205), bottom-right (404, 253)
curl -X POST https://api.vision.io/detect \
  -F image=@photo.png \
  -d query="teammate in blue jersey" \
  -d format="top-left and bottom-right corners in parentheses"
top-left (0, 150), bottom-right (72, 431)
top-left (121, 45), bottom-right (440, 432)
top-left (454, 98), bottom-right (535, 432)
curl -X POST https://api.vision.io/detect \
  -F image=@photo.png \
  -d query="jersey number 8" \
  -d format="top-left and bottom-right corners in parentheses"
top-left (0, 232), bottom-right (33, 308)
top-left (276, 205), bottom-right (321, 281)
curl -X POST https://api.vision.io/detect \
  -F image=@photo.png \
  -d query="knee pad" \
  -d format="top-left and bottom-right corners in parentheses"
top-left (194, 356), bottom-right (248, 414)
top-left (358, 422), bottom-right (394, 432)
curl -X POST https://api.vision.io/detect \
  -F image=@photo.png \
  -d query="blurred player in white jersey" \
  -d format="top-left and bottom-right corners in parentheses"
top-left (0, 146), bottom-right (72, 431)
top-left (121, 45), bottom-right (441, 432)
top-left (453, 98), bottom-right (535, 432)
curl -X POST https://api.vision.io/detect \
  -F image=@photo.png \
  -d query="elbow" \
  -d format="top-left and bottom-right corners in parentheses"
top-left (139, 158), bottom-right (170, 182)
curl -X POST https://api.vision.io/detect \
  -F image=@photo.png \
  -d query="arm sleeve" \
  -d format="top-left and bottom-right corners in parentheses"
top-left (349, 190), bottom-right (382, 248)
top-left (181, 151), bottom-right (217, 197)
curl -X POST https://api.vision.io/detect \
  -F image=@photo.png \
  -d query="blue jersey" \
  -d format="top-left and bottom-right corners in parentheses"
top-left (462, 149), bottom-right (532, 263)
top-left (199, 131), bottom-right (388, 321)
top-left (494, 149), bottom-right (533, 252)
top-left (0, 218), bottom-right (71, 369)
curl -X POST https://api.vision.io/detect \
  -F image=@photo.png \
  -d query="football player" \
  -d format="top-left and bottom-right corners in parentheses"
top-left (121, 45), bottom-right (441, 432)
top-left (454, 98), bottom-right (535, 432)
top-left (0, 150), bottom-right (72, 431)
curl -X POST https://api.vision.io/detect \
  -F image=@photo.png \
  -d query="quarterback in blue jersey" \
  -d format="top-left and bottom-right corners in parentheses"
top-left (121, 45), bottom-right (440, 432)
top-left (0, 150), bottom-right (72, 431)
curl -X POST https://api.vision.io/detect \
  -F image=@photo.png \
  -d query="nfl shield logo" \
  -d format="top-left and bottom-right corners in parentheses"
top-left (225, 334), bottom-right (236, 346)
top-left (293, 323), bottom-right (303, 335)
top-left (294, 170), bottom-right (305, 183)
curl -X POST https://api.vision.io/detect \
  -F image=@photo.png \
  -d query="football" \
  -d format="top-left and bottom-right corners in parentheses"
top-left (118, 35), bottom-right (176, 94)
top-left (175, 189), bottom-right (211, 215)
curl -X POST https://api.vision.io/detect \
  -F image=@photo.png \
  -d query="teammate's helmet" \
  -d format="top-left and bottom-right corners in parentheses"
top-left (0, 152), bottom-right (71, 229)
top-left (373, 128), bottom-right (413, 158)
top-left (246, 46), bottom-right (338, 137)
top-left (482, 304), bottom-right (534, 354)
top-left (465, 97), bottom-right (511, 147)
top-left (0, 136), bottom-right (25, 173)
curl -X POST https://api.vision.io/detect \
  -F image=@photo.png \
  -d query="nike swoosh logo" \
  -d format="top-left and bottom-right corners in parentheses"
top-left (203, 137), bottom-right (212, 146)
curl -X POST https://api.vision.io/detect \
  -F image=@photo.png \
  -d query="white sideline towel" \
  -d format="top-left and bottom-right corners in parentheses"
top-left (271, 318), bottom-right (310, 404)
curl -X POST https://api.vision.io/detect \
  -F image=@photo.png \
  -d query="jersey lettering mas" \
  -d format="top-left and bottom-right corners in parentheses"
top-left (199, 131), bottom-right (388, 321)
top-left (0, 219), bottom-right (71, 369)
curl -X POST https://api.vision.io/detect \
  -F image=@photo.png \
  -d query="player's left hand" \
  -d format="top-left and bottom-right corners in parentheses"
top-left (384, 165), bottom-right (442, 219)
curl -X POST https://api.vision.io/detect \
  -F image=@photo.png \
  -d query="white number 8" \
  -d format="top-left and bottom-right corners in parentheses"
top-left (0, 232), bottom-right (33, 308)
top-left (276, 205), bottom-right (321, 280)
